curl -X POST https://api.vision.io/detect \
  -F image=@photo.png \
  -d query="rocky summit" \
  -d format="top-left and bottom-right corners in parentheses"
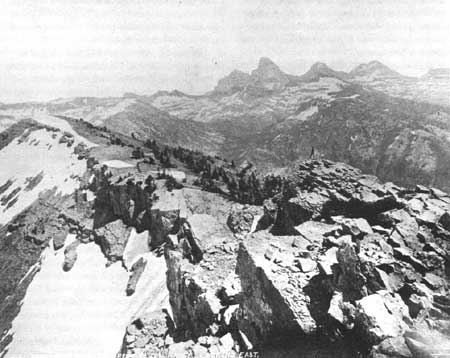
top-left (0, 114), bottom-right (449, 358)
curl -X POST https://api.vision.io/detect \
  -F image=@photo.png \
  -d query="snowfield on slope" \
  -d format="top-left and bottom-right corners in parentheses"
top-left (32, 111), bottom-right (98, 148)
top-left (288, 105), bottom-right (318, 121)
top-left (0, 129), bottom-right (87, 224)
top-left (4, 237), bottom-right (169, 358)
top-left (102, 159), bottom-right (135, 168)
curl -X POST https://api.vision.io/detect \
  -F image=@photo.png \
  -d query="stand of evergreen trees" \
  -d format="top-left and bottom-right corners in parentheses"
top-left (143, 139), bottom-right (285, 205)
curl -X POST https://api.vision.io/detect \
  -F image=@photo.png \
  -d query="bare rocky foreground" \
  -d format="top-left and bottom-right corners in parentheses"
top-left (0, 117), bottom-right (449, 358)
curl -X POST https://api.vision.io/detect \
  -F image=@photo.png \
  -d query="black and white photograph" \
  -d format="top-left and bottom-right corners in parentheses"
top-left (0, 0), bottom-right (449, 357)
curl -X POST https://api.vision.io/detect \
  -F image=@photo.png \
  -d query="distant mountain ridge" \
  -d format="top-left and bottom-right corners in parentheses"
top-left (206, 57), bottom-right (448, 104)
top-left (423, 68), bottom-right (450, 80)
top-left (349, 60), bottom-right (405, 80)
top-left (0, 57), bottom-right (449, 193)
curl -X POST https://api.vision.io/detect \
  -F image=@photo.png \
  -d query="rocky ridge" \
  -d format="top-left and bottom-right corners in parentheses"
top-left (99, 155), bottom-right (450, 357)
top-left (0, 118), bottom-right (449, 358)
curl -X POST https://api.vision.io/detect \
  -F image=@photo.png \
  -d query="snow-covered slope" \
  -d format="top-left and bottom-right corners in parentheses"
top-left (4, 236), bottom-right (169, 358)
top-left (0, 128), bottom-right (87, 224)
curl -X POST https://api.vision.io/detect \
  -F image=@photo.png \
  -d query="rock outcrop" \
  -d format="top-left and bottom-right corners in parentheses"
top-left (236, 232), bottom-right (317, 347)
top-left (233, 160), bottom-right (449, 356)
top-left (62, 240), bottom-right (79, 272)
top-left (94, 219), bottom-right (131, 262)
top-left (115, 159), bottom-right (450, 357)
top-left (2, 116), bottom-right (450, 358)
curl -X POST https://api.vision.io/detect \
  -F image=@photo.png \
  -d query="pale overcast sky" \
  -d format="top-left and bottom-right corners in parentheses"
top-left (0, 0), bottom-right (449, 102)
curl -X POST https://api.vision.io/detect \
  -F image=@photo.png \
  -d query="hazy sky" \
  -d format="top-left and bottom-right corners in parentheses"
top-left (0, 0), bottom-right (449, 103)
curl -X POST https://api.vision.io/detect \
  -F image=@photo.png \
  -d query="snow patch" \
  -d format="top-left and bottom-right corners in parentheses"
top-left (32, 111), bottom-right (97, 148)
top-left (292, 106), bottom-right (318, 121)
top-left (85, 189), bottom-right (96, 202)
top-left (339, 94), bottom-right (360, 99)
top-left (102, 160), bottom-right (135, 168)
top-left (65, 233), bottom-right (78, 246)
top-left (123, 229), bottom-right (150, 270)
top-left (250, 214), bottom-right (263, 233)
top-left (4, 240), bottom-right (169, 358)
top-left (0, 129), bottom-right (87, 224)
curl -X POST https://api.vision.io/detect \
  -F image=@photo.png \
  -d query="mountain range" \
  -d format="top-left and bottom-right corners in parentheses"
top-left (0, 58), bottom-right (449, 192)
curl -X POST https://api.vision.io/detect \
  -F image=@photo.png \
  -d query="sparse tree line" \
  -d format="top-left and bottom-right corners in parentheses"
top-left (75, 118), bottom-right (287, 205)
top-left (142, 139), bottom-right (286, 205)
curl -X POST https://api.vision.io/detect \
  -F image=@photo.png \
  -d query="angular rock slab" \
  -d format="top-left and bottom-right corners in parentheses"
top-left (355, 291), bottom-right (410, 345)
top-left (236, 231), bottom-right (317, 348)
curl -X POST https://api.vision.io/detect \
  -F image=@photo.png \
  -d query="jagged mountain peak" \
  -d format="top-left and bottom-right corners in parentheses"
top-left (256, 56), bottom-right (279, 69)
top-left (248, 57), bottom-right (290, 92)
top-left (251, 57), bottom-right (285, 78)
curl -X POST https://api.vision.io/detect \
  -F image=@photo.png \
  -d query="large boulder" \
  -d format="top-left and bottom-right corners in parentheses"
top-left (370, 336), bottom-right (412, 358)
top-left (404, 326), bottom-right (450, 358)
top-left (438, 211), bottom-right (450, 232)
top-left (336, 243), bottom-right (368, 300)
top-left (53, 231), bottom-right (67, 251)
top-left (183, 214), bottom-right (233, 263)
top-left (348, 186), bottom-right (402, 218)
top-left (272, 191), bottom-right (331, 234)
top-left (327, 291), bottom-right (355, 330)
top-left (126, 257), bottom-right (147, 296)
top-left (293, 220), bottom-right (339, 243)
top-left (236, 232), bottom-right (317, 348)
top-left (227, 204), bottom-right (264, 234)
top-left (62, 240), bottom-right (79, 272)
top-left (355, 291), bottom-right (410, 345)
top-left (334, 217), bottom-right (373, 239)
top-left (94, 219), bottom-right (131, 262)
